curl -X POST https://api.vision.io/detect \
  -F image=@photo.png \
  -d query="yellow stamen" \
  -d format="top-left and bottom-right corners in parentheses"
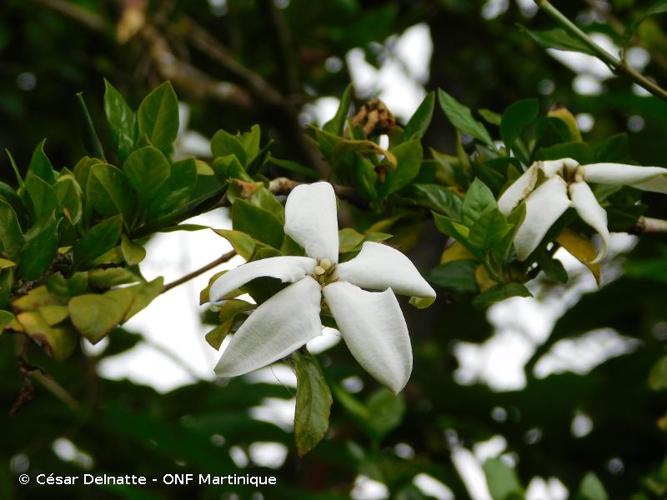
top-left (314, 266), bottom-right (326, 276)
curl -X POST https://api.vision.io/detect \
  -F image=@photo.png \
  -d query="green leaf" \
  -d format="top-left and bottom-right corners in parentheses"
top-left (120, 234), bottom-right (146, 265)
top-left (410, 184), bottom-right (462, 219)
top-left (123, 146), bottom-right (171, 204)
top-left (76, 92), bottom-right (107, 161)
top-left (483, 458), bottom-right (524, 500)
top-left (47, 273), bottom-right (89, 300)
top-left (239, 124), bottom-right (261, 163)
top-left (205, 300), bottom-right (254, 349)
top-left (468, 208), bottom-right (512, 251)
top-left (146, 158), bottom-right (198, 221)
top-left (365, 388), bottom-right (405, 440)
top-left (0, 199), bottom-right (24, 259)
top-left (87, 268), bottom-right (139, 288)
top-left (54, 174), bottom-right (83, 225)
top-left (16, 311), bottom-right (77, 361)
top-left (123, 278), bottom-right (164, 321)
top-left (473, 283), bottom-right (532, 309)
top-left (25, 174), bottom-right (57, 222)
top-left (0, 268), bottom-right (13, 309)
top-left (69, 288), bottom-right (134, 343)
top-left (293, 351), bottom-right (333, 456)
top-left (0, 309), bottom-right (14, 329)
top-left (323, 84), bottom-right (353, 136)
top-left (87, 163), bottom-right (135, 221)
top-left (500, 99), bottom-right (539, 163)
top-left (520, 26), bottom-right (596, 55)
top-left (429, 260), bottom-right (479, 293)
top-left (462, 178), bottom-right (497, 226)
top-left (576, 472), bottom-right (608, 500)
top-left (401, 91), bottom-right (435, 141)
top-left (104, 79), bottom-right (136, 162)
top-left (433, 213), bottom-right (475, 253)
top-left (211, 129), bottom-right (247, 164)
top-left (231, 200), bottom-right (284, 249)
top-left (212, 229), bottom-right (255, 260)
top-left (382, 139), bottom-right (423, 195)
top-left (438, 89), bottom-right (493, 146)
top-left (18, 217), bottom-right (58, 280)
top-left (137, 81), bottom-right (179, 156)
top-left (536, 141), bottom-right (593, 164)
top-left (649, 356), bottom-right (667, 391)
top-left (28, 139), bottom-right (56, 185)
top-left (73, 215), bottom-right (123, 269)
top-left (479, 108), bottom-right (502, 126)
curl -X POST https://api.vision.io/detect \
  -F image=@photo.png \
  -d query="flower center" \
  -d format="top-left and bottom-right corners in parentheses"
top-left (312, 258), bottom-right (337, 285)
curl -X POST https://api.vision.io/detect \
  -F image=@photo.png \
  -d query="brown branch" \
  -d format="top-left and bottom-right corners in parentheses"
top-left (631, 216), bottom-right (667, 235)
top-left (162, 250), bottom-right (237, 293)
top-left (268, 176), bottom-right (356, 200)
top-left (141, 25), bottom-right (253, 108)
top-left (34, 0), bottom-right (108, 33)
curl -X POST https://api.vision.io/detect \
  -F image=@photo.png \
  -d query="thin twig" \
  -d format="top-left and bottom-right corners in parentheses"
top-left (631, 216), bottom-right (667, 235)
top-left (269, 176), bottom-right (358, 201)
top-left (34, 0), bottom-right (108, 32)
top-left (535, 0), bottom-right (667, 101)
top-left (31, 371), bottom-right (80, 412)
top-left (162, 250), bottom-right (237, 293)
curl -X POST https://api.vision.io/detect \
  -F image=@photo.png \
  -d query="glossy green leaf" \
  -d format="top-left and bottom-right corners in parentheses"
top-left (438, 89), bottom-right (493, 146)
top-left (87, 163), bottom-right (135, 220)
top-left (323, 83), bottom-right (353, 136)
top-left (73, 215), bottom-right (123, 268)
top-left (18, 217), bottom-right (58, 280)
top-left (401, 91), bottom-right (435, 142)
top-left (28, 139), bottom-right (56, 185)
top-left (121, 234), bottom-right (146, 265)
top-left (411, 184), bottom-right (463, 219)
top-left (429, 260), bottom-right (478, 293)
top-left (500, 99), bottom-right (539, 163)
top-left (521, 26), bottom-right (595, 55)
top-left (462, 178), bottom-right (497, 226)
top-left (25, 174), bottom-right (57, 222)
top-left (382, 139), bottom-right (423, 195)
top-left (137, 81), bottom-right (179, 156)
top-left (468, 208), bottom-right (512, 251)
top-left (104, 79), bottom-right (136, 162)
top-left (231, 199), bottom-right (284, 249)
top-left (205, 299), bottom-right (254, 349)
top-left (211, 129), bottom-right (247, 164)
top-left (0, 199), bottom-right (24, 259)
top-left (293, 351), bottom-right (333, 456)
top-left (366, 388), bottom-right (405, 440)
top-left (473, 283), bottom-right (532, 308)
top-left (146, 158), bottom-right (198, 221)
top-left (123, 146), bottom-right (171, 204)
top-left (54, 174), bottom-right (83, 225)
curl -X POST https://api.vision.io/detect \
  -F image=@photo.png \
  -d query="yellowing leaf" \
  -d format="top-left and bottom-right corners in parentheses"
top-left (16, 311), bottom-right (77, 361)
top-left (475, 264), bottom-right (497, 292)
top-left (38, 305), bottom-right (69, 326)
top-left (556, 228), bottom-right (601, 284)
top-left (13, 286), bottom-right (62, 312)
top-left (68, 289), bottom-right (134, 343)
top-left (440, 241), bottom-right (475, 264)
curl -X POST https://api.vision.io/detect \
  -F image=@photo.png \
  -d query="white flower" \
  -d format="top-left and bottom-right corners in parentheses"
top-left (498, 158), bottom-right (667, 262)
top-left (209, 182), bottom-right (436, 393)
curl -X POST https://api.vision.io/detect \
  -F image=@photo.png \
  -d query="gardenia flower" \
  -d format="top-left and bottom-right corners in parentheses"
top-left (209, 182), bottom-right (436, 393)
top-left (498, 158), bottom-right (667, 262)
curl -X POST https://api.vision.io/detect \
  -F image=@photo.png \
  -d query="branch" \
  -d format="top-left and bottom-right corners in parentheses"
top-left (34, 0), bottom-right (108, 33)
top-left (141, 25), bottom-right (253, 108)
top-left (535, 0), bottom-right (667, 102)
top-left (269, 177), bottom-right (362, 205)
top-left (31, 371), bottom-right (80, 412)
top-left (162, 250), bottom-right (237, 293)
top-left (631, 216), bottom-right (667, 235)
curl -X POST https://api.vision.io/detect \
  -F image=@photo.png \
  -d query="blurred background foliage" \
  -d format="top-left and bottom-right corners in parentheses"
top-left (1, 0), bottom-right (667, 498)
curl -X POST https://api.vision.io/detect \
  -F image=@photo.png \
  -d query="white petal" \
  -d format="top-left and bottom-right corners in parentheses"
top-left (498, 164), bottom-right (539, 216)
top-left (541, 157), bottom-right (579, 178)
top-left (583, 163), bottom-right (667, 193)
top-left (284, 182), bottom-right (339, 261)
top-left (569, 181), bottom-right (610, 263)
top-left (323, 282), bottom-right (412, 393)
top-left (514, 176), bottom-right (571, 261)
top-left (336, 242), bottom-right (436, 300)
top-left (215, 277), bottom-right (322, 377)
top-left (209, 256), bottom-right (316, 302)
